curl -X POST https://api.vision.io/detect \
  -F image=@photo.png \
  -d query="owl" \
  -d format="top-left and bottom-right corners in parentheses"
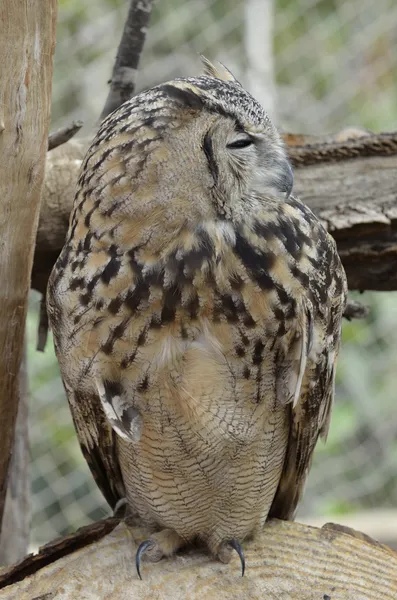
top-left (47, 59), bottom-right (347, 578)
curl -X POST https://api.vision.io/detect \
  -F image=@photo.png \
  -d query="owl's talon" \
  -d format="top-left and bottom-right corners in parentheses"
top-left (230, 538), bottom-right (245, 576)
top-left (136, 539), bottom-right (155, 580)
top-left (135, 528), bottom-right (185, 579)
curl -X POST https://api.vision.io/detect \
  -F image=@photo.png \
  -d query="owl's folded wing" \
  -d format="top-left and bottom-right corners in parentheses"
top-left (269, 297), bottom-right (345, 521)
top-left (65, 384), bottom-right (125, 511)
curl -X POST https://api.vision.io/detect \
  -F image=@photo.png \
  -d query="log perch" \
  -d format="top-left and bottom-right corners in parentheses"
top-left (292, 153), bottom-right (397, 291)
top-left (0, 519), bottom-right (396, 599)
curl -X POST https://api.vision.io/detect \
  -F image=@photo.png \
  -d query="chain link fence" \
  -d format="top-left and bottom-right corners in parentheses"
top-left (28, 0), bottom-right (397, 548)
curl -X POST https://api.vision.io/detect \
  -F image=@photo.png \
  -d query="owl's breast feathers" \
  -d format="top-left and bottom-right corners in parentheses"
top-left (48, 193), bottom-right (346, 518)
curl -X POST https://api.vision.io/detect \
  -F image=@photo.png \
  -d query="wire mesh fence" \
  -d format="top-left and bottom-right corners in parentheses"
top-left (28, 0), bottom-right (397, 548)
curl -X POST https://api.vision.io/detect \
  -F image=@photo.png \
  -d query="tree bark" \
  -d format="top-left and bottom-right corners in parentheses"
top-left (293, 153), bottom-right (397, 291)
top-left (0, 519), bottom-right (396, 599)
top-left (100, 0), bottom-right (155, 121)
top-left (0, 344), bottom-right (30, 566)
top-left (0, 0), bottom-right (57, 529)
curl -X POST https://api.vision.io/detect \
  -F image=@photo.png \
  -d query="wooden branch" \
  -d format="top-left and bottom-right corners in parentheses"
top-left (0, 520), bottom-right (396, 598)
top-left (292, 152), bottom-right (397, 291)
top-left (286, 131), bottom-right (397, 166)
top-left (0, 0), bottom-right (57, 529)
top-left (48, 120), bottom-right (83, 151)
top-left (100, 0), bottom-right (155, 120)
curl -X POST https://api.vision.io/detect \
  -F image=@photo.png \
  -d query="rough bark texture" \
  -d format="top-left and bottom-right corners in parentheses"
top-left (32, 139), bottom-right (88, 297)
top-left (293, 153), bottom-right (397, 291)
top-left (0, 520), bottom-right (396, 599)
top-left (0, 345), bottom-right (29, 566)
top-left (48, 120), bottom-right (83, 151)
top-left (0, 0), bottom-right (57, 528)
top-left (100, 0), bottom-right (155, 120)
top-left (32, 131), bottom-right (397, 297)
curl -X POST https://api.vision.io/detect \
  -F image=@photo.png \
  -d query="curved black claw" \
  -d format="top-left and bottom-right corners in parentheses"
top-left (136, 540), bottom-right (154, 580)
top-left (230, 538), bottom-right (245, 577)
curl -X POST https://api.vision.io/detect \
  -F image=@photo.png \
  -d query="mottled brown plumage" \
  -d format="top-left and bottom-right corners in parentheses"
top-left (47, 59), bottom-right (347, 573)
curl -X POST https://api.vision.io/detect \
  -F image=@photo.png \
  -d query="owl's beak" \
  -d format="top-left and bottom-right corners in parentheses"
top-left (281, 159), bottom-right (294, 199)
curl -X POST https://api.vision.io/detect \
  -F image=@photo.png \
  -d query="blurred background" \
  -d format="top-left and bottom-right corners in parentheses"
top-left (28, 0), bottom-right (397, 549)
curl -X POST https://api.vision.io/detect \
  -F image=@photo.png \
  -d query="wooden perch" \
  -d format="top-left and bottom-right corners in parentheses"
top-left (288, 131), bottom-right (397, 291)
top-left (32, 129), bottom-right (397, 298)
top-left (0, 519), bottom-right (396, 599)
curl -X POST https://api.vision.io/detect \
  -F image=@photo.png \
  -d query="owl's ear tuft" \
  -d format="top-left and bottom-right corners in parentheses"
top-left (200, 56), bottom-right (241, 85)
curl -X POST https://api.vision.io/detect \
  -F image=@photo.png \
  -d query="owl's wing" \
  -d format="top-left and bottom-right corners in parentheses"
top-left (65, 383), bottom-right (125, 510)
top-left (269, 294), bottom-right (345, 520)
top-left (46, 245), bottom-right (127, 511)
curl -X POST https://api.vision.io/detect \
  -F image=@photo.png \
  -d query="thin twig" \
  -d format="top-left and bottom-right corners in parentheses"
top-left (37, 295), bottom-right (49, 352)
top-left (100, 0), bottom-right (155, 121)
top-left (48, 120), bottom-right (83, 151)
top-left (343, 300), bottom-right (369, 321)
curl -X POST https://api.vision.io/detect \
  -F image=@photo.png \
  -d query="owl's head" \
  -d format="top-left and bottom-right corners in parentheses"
top-left (87, 58), bottom-right (293, 226)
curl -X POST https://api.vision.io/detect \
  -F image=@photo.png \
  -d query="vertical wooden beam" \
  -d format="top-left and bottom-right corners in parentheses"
top-left (0, 343), bottom-right (30, 565)
top-left (0, 0), bottom-right (57, 530)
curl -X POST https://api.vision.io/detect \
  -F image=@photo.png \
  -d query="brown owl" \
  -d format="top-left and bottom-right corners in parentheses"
top-left (47, 59), bottom-right (347, 578)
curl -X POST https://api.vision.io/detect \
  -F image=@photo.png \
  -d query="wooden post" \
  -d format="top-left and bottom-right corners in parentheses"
top-left (0, 0), bottom-right (57, 530)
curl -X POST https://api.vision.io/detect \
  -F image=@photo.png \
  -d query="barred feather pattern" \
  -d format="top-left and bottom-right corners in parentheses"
top-left (47, 63), bottom-right (347, 560)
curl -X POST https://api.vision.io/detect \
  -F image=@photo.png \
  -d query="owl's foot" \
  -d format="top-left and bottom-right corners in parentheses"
top-left (217, 538), bottom-right (246, 576)
top-left (136, 529), bottom-right (185, 580)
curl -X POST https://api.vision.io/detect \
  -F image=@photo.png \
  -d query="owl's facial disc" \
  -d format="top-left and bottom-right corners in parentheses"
top-left (158, 77), bottom-right (294, 217)
top-left (225, 125), bottom-right (294, 200)
top-left (199, 112), bottom-right (294, 220)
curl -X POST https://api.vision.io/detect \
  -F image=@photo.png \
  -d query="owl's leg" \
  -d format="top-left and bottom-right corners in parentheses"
top-left (136, 528), bottom-right (185, 580)
top-left (217, 538), bottom-right (246, 576)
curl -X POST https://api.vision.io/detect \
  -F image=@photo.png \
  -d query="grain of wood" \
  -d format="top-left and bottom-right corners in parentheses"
top-left (0, 344), bottom-right (29, 565)
top-left (293, 155), bottom-right (397, 290)
top-left (0, 0), bottom-right (57, 526)
top-left (0, 520), bottom-right (396, 599)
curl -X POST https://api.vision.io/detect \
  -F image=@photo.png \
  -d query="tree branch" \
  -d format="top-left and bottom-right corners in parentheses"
top-left (0, 519), bottom-right (396, 598)
top-left (292, 152), bottom-right (397, 291)
top-left (48, 120), bottom-right (83, 151)
top-left (0, 0), bottom-right (57, 530)
top-left (100, 0), bottom-right (155, 120)
top-left (286, 131), bottom-right (397, 166)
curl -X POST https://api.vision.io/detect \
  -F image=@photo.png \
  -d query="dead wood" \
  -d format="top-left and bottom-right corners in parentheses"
top-left (0, 0), bottom-right (57, 528)
top-left (0, 344), bottom-right (29, 565)
top-left (0, 519), bottom-right (396, 599)
top-left (100, 0), bottom-right (155, 120)
top-left (48, 120), bottom-right (83, 151)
